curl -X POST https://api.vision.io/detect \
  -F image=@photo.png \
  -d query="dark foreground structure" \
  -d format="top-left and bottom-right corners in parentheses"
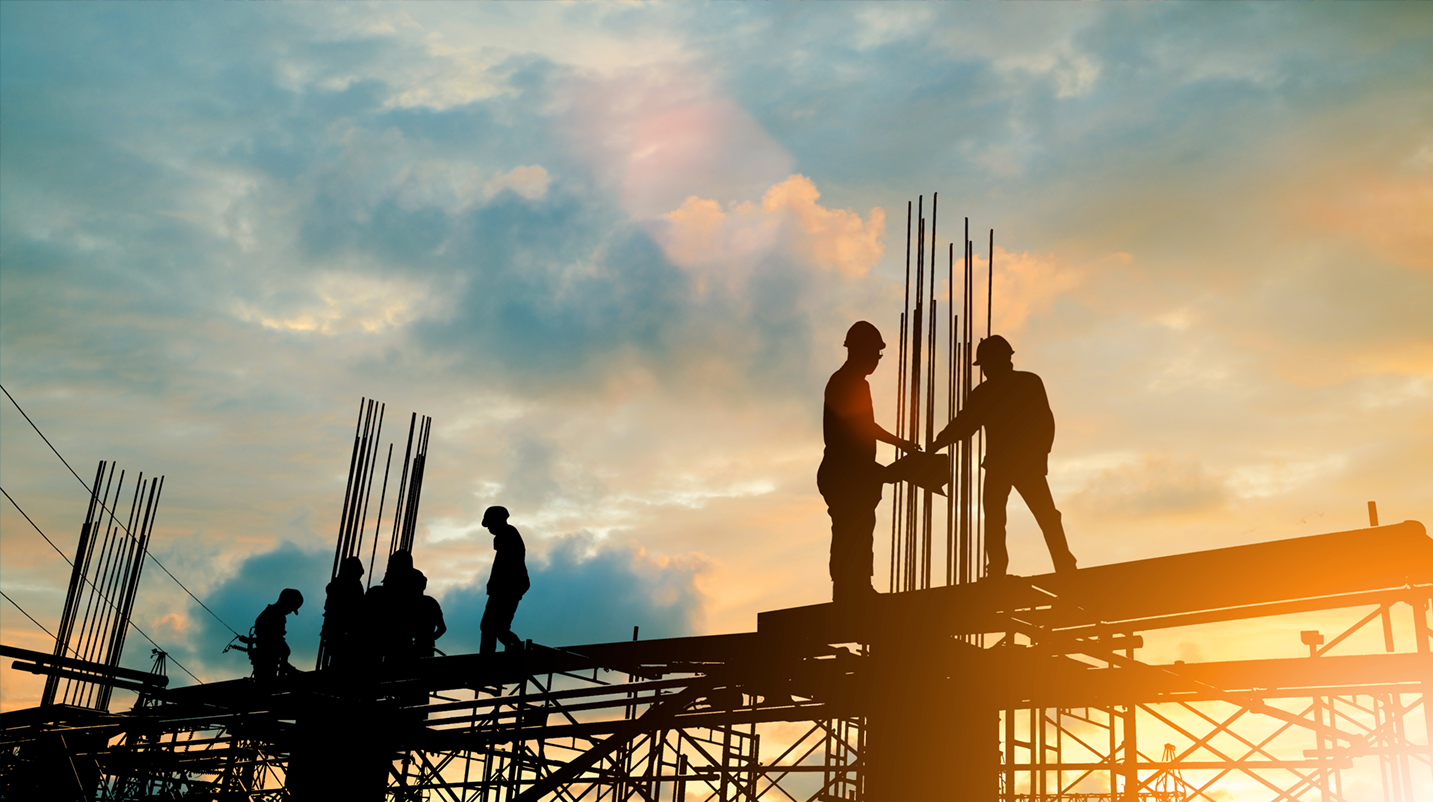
top-left (4, 520), bottom-right (1430, 801)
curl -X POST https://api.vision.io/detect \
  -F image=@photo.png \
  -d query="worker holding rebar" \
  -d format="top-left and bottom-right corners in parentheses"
top-left (931, 335), bottom-right (1077, 578)
top-left (249, 588), bottom-right (303, 681)
top-left (819, 321), bottom-right (921, 604)
top-left (479, 506), bottom-right (529, 653)
top-left (321, 556), bottom-right (365, 668)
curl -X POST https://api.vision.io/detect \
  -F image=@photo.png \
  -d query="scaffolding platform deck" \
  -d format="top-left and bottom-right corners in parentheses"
top-left (758, 520), bottom-right (1433, 645)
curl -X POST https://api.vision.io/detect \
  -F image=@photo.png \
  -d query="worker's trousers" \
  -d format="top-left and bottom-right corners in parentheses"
top-left (818, 459), bottom-right (884, 601)
top-left (480, 594), bottom-right (524, 653)
top-left (984, 471), bottom-right (1076, 576)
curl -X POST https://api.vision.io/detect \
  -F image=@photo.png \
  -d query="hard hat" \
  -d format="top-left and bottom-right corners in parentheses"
top-left (973, 335), bottom-right (1013, 365)
top-left (843, 321), bottom-right (886, 350)
top-left (387, 549), bottom-right (412, 572)
top-left (482, 506), bottom-right (510, 527)
top-left (279, 588), bottom-right (304, 612)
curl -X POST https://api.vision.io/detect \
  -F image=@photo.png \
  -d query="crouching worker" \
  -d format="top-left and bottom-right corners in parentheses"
top-left (248, 588), bottom-right (303, 680)
top-left (480, 506), bottom-right (529, 654)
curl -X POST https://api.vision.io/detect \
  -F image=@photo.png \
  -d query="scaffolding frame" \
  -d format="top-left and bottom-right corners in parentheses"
top-left (4, 523), bottom-right (1429, 801)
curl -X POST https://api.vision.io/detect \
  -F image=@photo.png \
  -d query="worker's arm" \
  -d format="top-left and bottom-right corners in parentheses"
top-left (874, 424), bottom-right (920, 453)
top-left (930, 406), bottom-right (982, 452)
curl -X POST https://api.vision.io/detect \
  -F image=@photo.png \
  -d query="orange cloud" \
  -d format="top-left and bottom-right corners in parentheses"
top-left (757, 175), bottom-right (886, 278)
top-left (1305, 174), bottom-right (1433, 271)
top-left (656, 175), bottom-right (886, 293)
top-left (988, 245), bottom-right (1087, 334)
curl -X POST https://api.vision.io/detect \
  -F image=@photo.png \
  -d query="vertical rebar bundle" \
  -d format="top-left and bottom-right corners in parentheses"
top-left (391, 412), bottom-right (433, 557)
top-left (889, 195), bottom-right (995, 593)
top-left (331, 398), bottom-right (386, 581)
top-left (43, 460), bottom-right (164, 710)
top-left (318, 400), bottom-right (431, 669)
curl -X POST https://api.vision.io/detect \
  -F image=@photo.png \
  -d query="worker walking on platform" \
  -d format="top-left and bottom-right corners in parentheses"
top-left (819, 322), bottom-right (920, 603)
top-left (931, 335), bottom-right (1077, 578)
top-left (480, 506), bottom-right (529, 654)
top-left (249, 588), bottom-right (303, 681)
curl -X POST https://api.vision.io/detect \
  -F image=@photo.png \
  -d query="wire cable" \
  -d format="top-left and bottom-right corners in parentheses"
top-left (1, 382), bottom-right (240, 637)
top-left (2, 486), bottom-right (203, 684)
top-left (1, 589), bottom-right (60, 641)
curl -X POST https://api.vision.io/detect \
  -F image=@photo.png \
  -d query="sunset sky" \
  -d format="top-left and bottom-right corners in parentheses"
top-left (2, 3), bottom-right (1430, 710)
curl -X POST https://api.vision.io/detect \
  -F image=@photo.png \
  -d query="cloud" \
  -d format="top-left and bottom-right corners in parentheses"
top-left (563, 66), bottom-right (795, 218)
top-left (233, 273), bottom-right (444, 336)
top-left (485, 165), bottom-right (551, 202)
top-left (1303, 174), bottom-right (1433, 272)
top-left (987, 245), bottom-right (1088, 336)
top-left (655, 175), bottom-right (886, 290)
top-left (1062, 453), bottom-right (1230, 519)
top-left (436, 532), bottom-right (711, 651)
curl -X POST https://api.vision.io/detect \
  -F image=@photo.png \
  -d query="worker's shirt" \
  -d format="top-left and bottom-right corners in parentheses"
top-left (487, 524), bottom-right (530, 598)
top-left (322, 576), bottom-right (364, 637)
top-left (417, 595), bottom-right (446, 645)
top-left (822, 364), bottom-right (876, 466)
top-left (936, 370), bottom-right (1055, 478)
top-left (253, 604), bottom-right (288, 653)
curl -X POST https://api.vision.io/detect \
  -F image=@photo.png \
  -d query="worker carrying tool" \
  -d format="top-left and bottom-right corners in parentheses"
top-left (819, 321), bottom-right (925, 604)
top-left (479, 506), bottom-right (529, 653)
top-left (245, 588), bottom-right (303, 680)
top-left (931, 335), bottom-right (1077, 578)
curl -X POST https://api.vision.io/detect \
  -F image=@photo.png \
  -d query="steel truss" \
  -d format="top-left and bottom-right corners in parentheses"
top-left (1002, 593), bottom-right (1432, 801)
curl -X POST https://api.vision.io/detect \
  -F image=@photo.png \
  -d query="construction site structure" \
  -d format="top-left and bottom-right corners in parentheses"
top-left (2, 519), bottom-right (1429, 801)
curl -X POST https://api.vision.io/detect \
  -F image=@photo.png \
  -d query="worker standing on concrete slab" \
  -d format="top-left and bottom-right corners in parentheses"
top-left (931, 335), bottom-right (1077, 578)
top-left (819, 321), bottom-right (921, 604)
top-left (480, 506), bottom-right (529, 653)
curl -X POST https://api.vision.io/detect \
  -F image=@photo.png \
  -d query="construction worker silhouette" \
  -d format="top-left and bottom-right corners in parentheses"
top-left (932, 335), bottom-right (1077, 577)
top-left (479, 506), bottom-right (529, 653)
top-left (321, 556), bottom-right (365, 668)
top-left (819, 321), bottom-right (920, 603)
top-left (249, 588), bottom-right (303, 680)
top-left (413, 572), bottom-right (446, 658)
top-left (365, 549), bottom-right (417, 663)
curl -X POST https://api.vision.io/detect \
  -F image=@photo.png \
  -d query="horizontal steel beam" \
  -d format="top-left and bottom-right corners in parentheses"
top-left (1, 644), bottom-right (167, 686)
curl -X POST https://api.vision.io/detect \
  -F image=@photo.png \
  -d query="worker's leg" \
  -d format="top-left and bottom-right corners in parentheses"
top-left (1013, 474), bottom-right (1077, 573)
top-left (983, 474), bottom-right (1014, 577)
top-left (827, 500), bottom-right (862, 601)
top-left (483, 596), bottom-right (522, 651)
top-left (825, 476), bottom-right (880, 602)
top-left (849, 482), bottom-right (880, 589)
top-left (497, 597), bottom-right (523, 650)
top-left (480, 595), bottom-right (509, 655)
